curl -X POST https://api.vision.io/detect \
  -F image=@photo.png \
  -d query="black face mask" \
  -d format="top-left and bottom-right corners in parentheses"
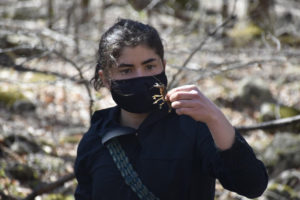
top-left (110, 71), bottom-right (168, 113)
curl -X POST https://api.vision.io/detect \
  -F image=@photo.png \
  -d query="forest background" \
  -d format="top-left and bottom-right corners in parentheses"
top-left (0, 0), bottom-right (300, 199)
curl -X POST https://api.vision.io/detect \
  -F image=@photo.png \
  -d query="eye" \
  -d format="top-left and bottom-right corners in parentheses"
top-left (119, 68), bottom-right (132, 74)
top-left (146, 64), bottom-right (156, 70)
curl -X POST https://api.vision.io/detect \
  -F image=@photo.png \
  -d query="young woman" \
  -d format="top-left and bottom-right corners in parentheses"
top-left (74, 18), bottom-right (268, 200)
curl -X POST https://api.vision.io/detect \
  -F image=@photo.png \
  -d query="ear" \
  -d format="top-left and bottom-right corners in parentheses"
top-left (98, 70), bottom-right (110, 89)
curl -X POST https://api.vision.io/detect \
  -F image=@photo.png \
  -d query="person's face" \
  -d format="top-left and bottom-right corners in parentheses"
top-left (99, 45), bottom-right (165, 88)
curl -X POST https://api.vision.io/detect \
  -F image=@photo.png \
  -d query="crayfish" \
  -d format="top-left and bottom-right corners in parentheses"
top-left (152, 83), bottom-right (172, 112)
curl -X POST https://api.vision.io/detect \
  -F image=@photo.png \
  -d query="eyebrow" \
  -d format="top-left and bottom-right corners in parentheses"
top-left (118, 58), bottom-right (156, 68)
top-left (142, 58), bottom-right (156, 65)
top-left (118, 63), bottom-right (134, 68)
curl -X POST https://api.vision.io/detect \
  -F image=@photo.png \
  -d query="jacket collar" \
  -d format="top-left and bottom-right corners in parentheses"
top-left (96, 105), bottom-right (171, 144)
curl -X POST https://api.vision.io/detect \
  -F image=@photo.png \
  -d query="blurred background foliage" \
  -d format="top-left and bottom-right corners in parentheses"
top-left (0, 0), bottom-right (300, 199)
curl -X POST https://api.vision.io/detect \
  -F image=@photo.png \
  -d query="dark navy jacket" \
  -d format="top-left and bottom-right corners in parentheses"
top-left (74, 106), bottom-right (268, 200)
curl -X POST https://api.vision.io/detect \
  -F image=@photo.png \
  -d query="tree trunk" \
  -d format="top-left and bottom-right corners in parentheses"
top-left (248, 0), bottom-right (275, 33)
top-left (99, 0), bottom-right (106, 31)
top-left (81, 0), bottom-right (90, 23)
top-left (221, 0), bottom-right (229, 20)
top-left (48, 0), bottom-right (54, 29)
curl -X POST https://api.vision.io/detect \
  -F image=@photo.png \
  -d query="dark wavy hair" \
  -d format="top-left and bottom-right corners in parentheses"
top-left (91, 18), bottom-right (164, 90)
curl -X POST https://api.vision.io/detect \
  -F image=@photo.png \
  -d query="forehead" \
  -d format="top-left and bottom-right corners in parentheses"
top-left (117, 45), bottom-right (160, 63)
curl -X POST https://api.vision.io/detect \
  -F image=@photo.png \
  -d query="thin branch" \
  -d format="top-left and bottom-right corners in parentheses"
top-left (23, 173), bottom-right (75, 200)
top-left (0, 45), bottom-right (94, 119)
top-left (0, 143), bottom-right (24, 163)
top-left (0, 20), bottom-right (76, 47)
top-left (0, 45), bottom-right (43, 54)
top-left (231, 0), bottom-right (238, 16)
top-left (235, 115), bottom-right (300, 132)
top-left (185, 47), bottom-right (300, 58)
top-left (168, 0), bottom-right (238, 88)
top-left (186, 57), bottom-right (286, 83)
top-left (1, 64), bottom-right (87, 84)
top-left (183, 16), bottom-right (235, 67)
top-left (168, 15), bottom-right (237, 88)
top-left (51, 50), bottom-right (94, 119)
top-left (145, 0), bottom-right (160, 11)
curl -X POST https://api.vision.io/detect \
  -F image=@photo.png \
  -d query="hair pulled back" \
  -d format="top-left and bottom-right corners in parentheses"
top-left (91, 18), bottom-right (164, 90)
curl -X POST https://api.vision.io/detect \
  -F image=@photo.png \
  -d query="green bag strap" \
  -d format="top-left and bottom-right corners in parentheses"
top-left (106, 138), bottom-right (159, 200)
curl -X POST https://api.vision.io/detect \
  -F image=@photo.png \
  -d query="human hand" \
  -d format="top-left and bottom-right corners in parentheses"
top-left (166, 85), bottom-right (235, 150)
top-left (165, 85), bottom-right (221, 124)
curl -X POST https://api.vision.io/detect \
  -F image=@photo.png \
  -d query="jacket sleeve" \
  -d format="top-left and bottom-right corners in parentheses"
top-left (74, 168), bottom-right (92, 200)
top-left (74, 133), bottom-right (93, 200)
top-left (196, 124), bottom-right (268, 199)
top-left (74, 144), bottom-right (92, 200)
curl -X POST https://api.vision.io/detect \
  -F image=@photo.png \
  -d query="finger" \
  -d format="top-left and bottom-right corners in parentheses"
top-left (168, 90), bottom-right (199, 102)
top-left (171, 100), bottom-right (199, 109)
top-left (175, 107), bottom-right (194, 116)
top-left (167, 85), bottom-right (197, 95)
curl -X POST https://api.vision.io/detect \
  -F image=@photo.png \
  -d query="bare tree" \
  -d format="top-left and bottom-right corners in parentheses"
top-left (221, 0), bottom-right (229, 19)
top-left (248, 0), bottom-right (276, 33)
top-left (48, 0), bottom-right (54, 29)
top-left (81, 0), bottom-right (90, 23)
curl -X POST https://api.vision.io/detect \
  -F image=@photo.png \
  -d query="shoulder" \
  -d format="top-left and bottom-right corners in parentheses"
top-left (79, 107), bottom-right (114, 146)
top-left (75, 107), bottom-right (116, 169)
top-left (90, 106), bottom-right (115, 124)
